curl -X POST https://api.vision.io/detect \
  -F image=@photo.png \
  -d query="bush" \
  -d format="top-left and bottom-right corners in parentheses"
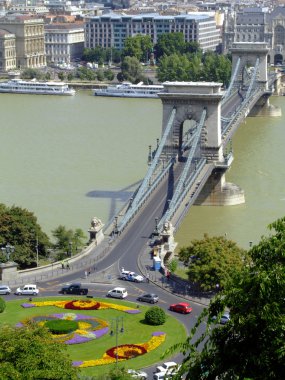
top-left (0, 297), bottom-right (6, 313)
top-left (45, 319), bottom-right (78, 334)
top-left (145, 306), bottom-right (166, 325)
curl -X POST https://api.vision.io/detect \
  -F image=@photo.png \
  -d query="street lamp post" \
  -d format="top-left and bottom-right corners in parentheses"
top-left (68, 241), bottom-right (72, 257)
top-left (1, 243), bottom-right (15, 262)
top-left (35, 235), bottom-right (39, 267)
top-left (110, 317), bottom-right (124, 370)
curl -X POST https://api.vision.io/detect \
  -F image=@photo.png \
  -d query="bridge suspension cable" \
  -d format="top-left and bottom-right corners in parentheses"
top-left (117, 107), bottom-right (177, 232)
top-left (245, 58), bottom-right (260, 100)
top-left (222, 57), bottom-right (240, 103)
top-left (157, 109), bottom-right (207, 230)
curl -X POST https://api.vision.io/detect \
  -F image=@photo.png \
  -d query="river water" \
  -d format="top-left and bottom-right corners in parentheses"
top-left (0, 90), bottom-right (284, 248)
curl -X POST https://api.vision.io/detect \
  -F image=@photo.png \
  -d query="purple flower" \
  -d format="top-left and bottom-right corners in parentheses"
top-left (72, 361), bottom-right (83, 367)
top-left (66, 334), bottom-right (91, 344)
top-left (21, 303), bottom-right (35, 308)
top-left (15, 322), bottom-right (23, 327)
top-left (125, 309), bottom-right (141, 314)
top-left (94, 327), bottom-right (108, 338)
top-left (152, 331), bottom-right (166, 336)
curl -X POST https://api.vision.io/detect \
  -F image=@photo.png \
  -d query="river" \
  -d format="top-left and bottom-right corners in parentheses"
top-left (0, 90), bottom-right (284, 248)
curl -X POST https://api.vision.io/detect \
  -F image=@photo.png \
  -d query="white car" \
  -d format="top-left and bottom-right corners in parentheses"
top-left (0, 285), bottom-right (11, 295)
top-left (128, 369), bottom-right (148, 379)
top-left (15, 284), bottom-right (39, 296)
top-left (156, 361), bottom-right (180, 374)
top-left (107, 287), bottom-right (128, 299)
top-left (120, 270), bottom-right (144, 283)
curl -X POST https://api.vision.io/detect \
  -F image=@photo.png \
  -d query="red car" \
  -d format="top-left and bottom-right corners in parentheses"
top-left (169, 302), bottom-right (192, 314)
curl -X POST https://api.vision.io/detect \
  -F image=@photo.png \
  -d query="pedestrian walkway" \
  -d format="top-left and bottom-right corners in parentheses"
top-left (138, 242), bottom-right (212, 307)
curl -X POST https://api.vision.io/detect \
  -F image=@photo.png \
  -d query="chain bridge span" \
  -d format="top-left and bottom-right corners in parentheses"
top-left (104, 42), bottom-right (281, 242)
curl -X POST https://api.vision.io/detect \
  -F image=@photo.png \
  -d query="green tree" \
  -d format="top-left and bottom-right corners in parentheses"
top-left (145, 306), bottom-right (166, 325)
top-left (67, 72), bottom-right (74, 81)
top-left (0, 297), bottom-right (6, 313)
top-left (58, 71), bottom-right (65, 81)
top-left (178, 234), bottom-right (247, 291)
top-left (119, 56), bottom-right (144, 83)
top-left (52, 225), bottom-right (86, 260)
top-left (202, 52), bottom-right (232, 86)
top-left (21, 68), bottom-right (43, 80)
top-left (96, 69), bottom-right (105, 81)
top-left (157, 53), bottom-right (191, 82)
top-left (122, 34), bottom-right (153, 63)
top-left (0, 323), bottom-right (79, 379)
top-left (167, 258), bottom-right (178, 274)
top-left (155, 33), bottom-right (186, 60)
top-left (103, 69), bottom-right (115, 81)
top-left (175, 217), bottom-right (285, 380)
top-left (0, 204), bottom-right (50, 268)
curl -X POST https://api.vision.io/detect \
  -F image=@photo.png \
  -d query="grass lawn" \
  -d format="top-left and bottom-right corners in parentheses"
top-left (0, 297), bottom-right (187, 377)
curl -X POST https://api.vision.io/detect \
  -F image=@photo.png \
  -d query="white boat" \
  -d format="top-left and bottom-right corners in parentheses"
top-left (0, 79), bottom-right (75, 96)
top-left (93, 82), bottom-right (164, 98)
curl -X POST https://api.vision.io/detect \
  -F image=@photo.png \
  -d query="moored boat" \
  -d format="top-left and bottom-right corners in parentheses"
top-left (0, 79), bottom-right (75, 96)
top-left (93, 81), bottom-right (164, 98)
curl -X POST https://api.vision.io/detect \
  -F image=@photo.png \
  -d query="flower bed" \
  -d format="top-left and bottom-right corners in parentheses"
top-left (73, 332), bottom-right (166, 368)
top-left (21, 299), bottom-right (141, 314)
top-left (16, 313), bottom-right (108, 344)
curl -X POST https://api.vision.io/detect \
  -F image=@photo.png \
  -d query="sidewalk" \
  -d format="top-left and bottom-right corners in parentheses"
top-left (138, 244), bottom-right (212, 307)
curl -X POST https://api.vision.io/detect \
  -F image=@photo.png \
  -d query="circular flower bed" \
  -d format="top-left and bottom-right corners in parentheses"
top-left (73, 332), bottom-right (166, 368)
top-left (17, 313), bottom-right (108, 344)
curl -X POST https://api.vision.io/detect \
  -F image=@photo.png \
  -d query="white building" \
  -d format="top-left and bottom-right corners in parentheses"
top-left (85, 12), bottom-right (221, 52)
top-left (45, 23), bottom-right (84, 64)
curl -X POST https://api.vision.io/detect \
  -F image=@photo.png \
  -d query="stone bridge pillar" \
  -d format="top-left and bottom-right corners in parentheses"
top-left (230, 42), bottom-right (269, 90)
top-left (159, 82), bottom-right (224, 162)
top-left (159, 82), bottom-right (245, 206)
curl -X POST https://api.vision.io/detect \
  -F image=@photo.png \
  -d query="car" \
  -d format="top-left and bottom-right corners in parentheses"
top-left (220, 312), bottom-right (230, 325)
top-left (128, 369), bottom-right (148, 379)
top-left (107, 287), bottom-right (128, 299)
top-left (169, 302), bottom-right (192, 314)
top-left (120, 270), bottom-right (144, 283)
top-left (0, 285), bottom-right (11, 295)
top-left (60, 283), bottom-right (88, 295)
top-left (15, 284), bottom-right (39, 296)
top-left (156, 361), bottom-right (180, 375)
top-left (137, 293), bottom-right (159, 304)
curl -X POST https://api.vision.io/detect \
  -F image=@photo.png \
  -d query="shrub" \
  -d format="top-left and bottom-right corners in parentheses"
top-left (0, 297), bottom-right (6, 313)
top-left (45, 319), bottom-right (78, 334)
top-left (145, 306), bottom-right (166, 325)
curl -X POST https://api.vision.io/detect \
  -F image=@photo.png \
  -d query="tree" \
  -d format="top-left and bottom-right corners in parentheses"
top-left (104, 69), bottom-right (115, 81)
top-left (155, 33), bottom-right (186, 60)
top-left (175, 217), bottom-right (285, 380)
top-left (122, 34), bottom-right (153, 63)
top-left (0, 204), bottom-right (50, 268)
top-left (52, 225), bottom-right (86, 260)
top-left (156, 53), bottom-right (191, 82)
top-left (0, 323), bottom-right (79, 379)
top-left (202, 52), bottom-right (232, 86)
top-left (58, 72), bottom-right (65, 81)
top-left (145, 306), bottom-right (166, 325)
top-left (118, 56), bottom-right (144, 83)
top-left (21, 68), bottom-right (43, 80)
top-left (178, 234), bottom-right (247, 291)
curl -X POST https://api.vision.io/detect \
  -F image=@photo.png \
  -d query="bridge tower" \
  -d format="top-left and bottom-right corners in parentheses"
top-left (159, 82), bottom-right (244, 206)
top-left (230, 42), bottom-right (269, 90)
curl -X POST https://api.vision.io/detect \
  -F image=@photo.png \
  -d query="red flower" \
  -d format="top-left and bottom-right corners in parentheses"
top-left (106, 344), bottom-right (147, 359)
top-left (64, 300), bottom-right (100, 310)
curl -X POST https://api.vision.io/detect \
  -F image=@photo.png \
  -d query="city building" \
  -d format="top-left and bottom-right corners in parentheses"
top-left (223, 5), bottom-right (285, 64)
top-left (85, 12), bottom-right (221, 52)
top-left (45, 22), bottom-right (84, 64)
top-left (0, 15), bottom-right (46, 69)
top-left (0, 28), bottom-right (16, 71)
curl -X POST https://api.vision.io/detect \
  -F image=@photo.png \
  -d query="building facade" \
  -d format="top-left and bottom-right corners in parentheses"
top-left (223, 6), bottom-right (285, 64)
top-left (0, 28), bottom-right (16, 71)
top-left (0, 15), bottom-right (46, 69)
top-left (45, 23), bottom-right (84, 64)
top-left (85, 12), bottom-right (221, 52)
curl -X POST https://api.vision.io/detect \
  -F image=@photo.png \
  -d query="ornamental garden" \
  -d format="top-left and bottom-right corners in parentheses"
top-left (1, 297), bottom-right (187, 377)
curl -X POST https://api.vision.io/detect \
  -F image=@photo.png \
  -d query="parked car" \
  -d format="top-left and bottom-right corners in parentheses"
top-left (15, 284), bottom-right (39, 296)
top-left (120, 270), bottom-right (144, 283)
top-left (220, 312), bottom-right (230, 325)
top-left (128, 369), bottom-right (148, 379)
top-left (156, 361), bottom-right (180, 374)
top-left (169, 302), bottom-right (192, 314)
top-left (0, 285), bottom-right (11, 295)
top-left (107, 287), bottom-right (128, 299)
top-left (137, 293), bottom-right (159, 304)
top-left (60, 283), bottom-right (88, 295)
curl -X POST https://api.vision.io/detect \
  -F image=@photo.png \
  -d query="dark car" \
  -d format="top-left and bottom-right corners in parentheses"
top-left (60, 283), bottom-right (88, 295)
top-left (137, 293), bottom-right (159, 304)
top-left (169, 302), bottom-right (192, 314)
